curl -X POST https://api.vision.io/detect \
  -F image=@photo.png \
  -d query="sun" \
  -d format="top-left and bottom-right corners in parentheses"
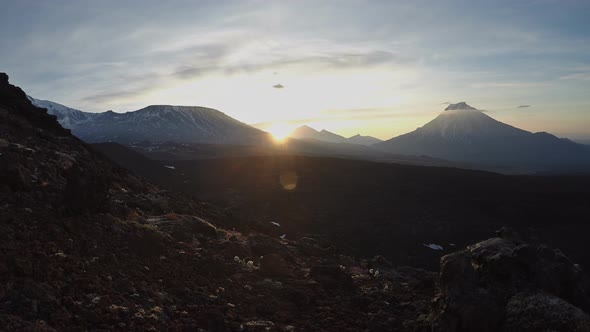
top-left (267, 123), bottom-right (295, 142)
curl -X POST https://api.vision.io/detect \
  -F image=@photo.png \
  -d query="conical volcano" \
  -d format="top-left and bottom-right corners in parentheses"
top-left (375, 102), bottom-right (590, 170)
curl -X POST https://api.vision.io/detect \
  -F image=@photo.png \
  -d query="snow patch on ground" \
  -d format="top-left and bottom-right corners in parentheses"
top-left (423, 243), bottom-right (444, 250)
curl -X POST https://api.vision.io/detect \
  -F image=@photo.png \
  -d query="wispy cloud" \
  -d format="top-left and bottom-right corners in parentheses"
top-left (82, 88), bottom-right (149, 104)
top-left (559, 72), bottom-right (590, 81)
top-left (470, 82), bottom-right (551, 89)
top-left (169, 43), bottom-right (415, 81)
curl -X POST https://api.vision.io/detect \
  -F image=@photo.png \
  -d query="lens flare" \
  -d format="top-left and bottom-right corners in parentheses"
top-left (280, 171), bottom-right (298, 190)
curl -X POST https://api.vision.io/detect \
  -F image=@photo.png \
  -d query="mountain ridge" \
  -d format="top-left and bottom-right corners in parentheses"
top-left (347, 133), bottom-right (383, 145)
top-left (28, 97), bottom-right (269, 144)
top-left (290, 125), bottom-right (382, 146)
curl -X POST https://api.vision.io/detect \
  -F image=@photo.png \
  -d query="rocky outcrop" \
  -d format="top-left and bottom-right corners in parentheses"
top-left (432, 228), bottom-right (590, 331)
top-left (504, 292), bottom-right (590, 331)
top-left (0, 72), bottom-right (70, 137)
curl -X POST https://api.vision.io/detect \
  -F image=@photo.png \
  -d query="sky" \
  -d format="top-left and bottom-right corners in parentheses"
top-left (1, 0), bottom-right (589, 140)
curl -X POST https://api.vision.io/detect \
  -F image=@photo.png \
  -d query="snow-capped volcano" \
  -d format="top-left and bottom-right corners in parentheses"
top-left (418, 103), bottom-right (526, 139)
top-left (375, 102), bottom-right (590, 170)
top-left (29, 98), bottom-right (268, 144)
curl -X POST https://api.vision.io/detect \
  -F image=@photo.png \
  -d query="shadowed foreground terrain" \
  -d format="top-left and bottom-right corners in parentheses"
top-left (95, 146), bottom-right (590, 271)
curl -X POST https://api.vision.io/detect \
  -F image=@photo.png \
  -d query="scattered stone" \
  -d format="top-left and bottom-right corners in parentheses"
top-left (243, 320), bottom-right (275, 331)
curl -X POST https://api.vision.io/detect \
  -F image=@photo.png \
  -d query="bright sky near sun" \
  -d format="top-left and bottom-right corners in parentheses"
top-left (1, 0), bottom-right (589, 140)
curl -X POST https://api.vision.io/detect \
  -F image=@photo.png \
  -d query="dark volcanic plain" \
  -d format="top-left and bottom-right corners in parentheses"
top-left (94, 144), bottom-right (590, 270)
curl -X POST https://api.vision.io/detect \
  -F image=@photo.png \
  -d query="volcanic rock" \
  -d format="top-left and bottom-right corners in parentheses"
top-left (432, 228), bottom-right (590, 331)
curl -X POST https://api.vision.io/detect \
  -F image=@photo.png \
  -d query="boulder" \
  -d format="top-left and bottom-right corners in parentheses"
top-left (432, 228), bottom-right (590, 331)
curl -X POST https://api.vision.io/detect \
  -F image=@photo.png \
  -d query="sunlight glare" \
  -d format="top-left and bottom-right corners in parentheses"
top-left (268, 123), bottom-right (295, 141)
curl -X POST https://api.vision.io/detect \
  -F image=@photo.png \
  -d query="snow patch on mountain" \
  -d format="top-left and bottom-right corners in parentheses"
top-left (28, 96), bottom-right (96, 128)
top-left (28, 98), bottom-right (268, 145)
top-left (444, 102), bottom-right (477, 111)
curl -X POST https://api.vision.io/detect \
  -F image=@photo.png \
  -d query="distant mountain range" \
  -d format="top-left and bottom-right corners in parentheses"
top-left (29, 96), bottom-right (435, 164)
top-left (290, 125), bottom-right (382, 146)
top-left (29, 96), bottom-right (590, 173)
top-left (375, 102), bottom-right (590, 172)
top-left (28, 97), bottom-right (269, 145)
top-left (347, 134), bottom-right (383, 146)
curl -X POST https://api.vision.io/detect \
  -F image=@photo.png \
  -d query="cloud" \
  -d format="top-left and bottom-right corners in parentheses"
top-left (559, 72), bottom-right (590, 81)
top-left (470, 82), bottom-right (551, 89)
top-left (321, 107), bottom-right (395, 116)
top-left (82, 88), bottom-right (148, 104)
top-left (517, 105), bottom-right (531, 108)
top-left (174, 65), bottom-right (217, 80)
top-left (273, 84), bottom-right (284, 89)
top-left (170, 46), bottom-right (415, 81)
